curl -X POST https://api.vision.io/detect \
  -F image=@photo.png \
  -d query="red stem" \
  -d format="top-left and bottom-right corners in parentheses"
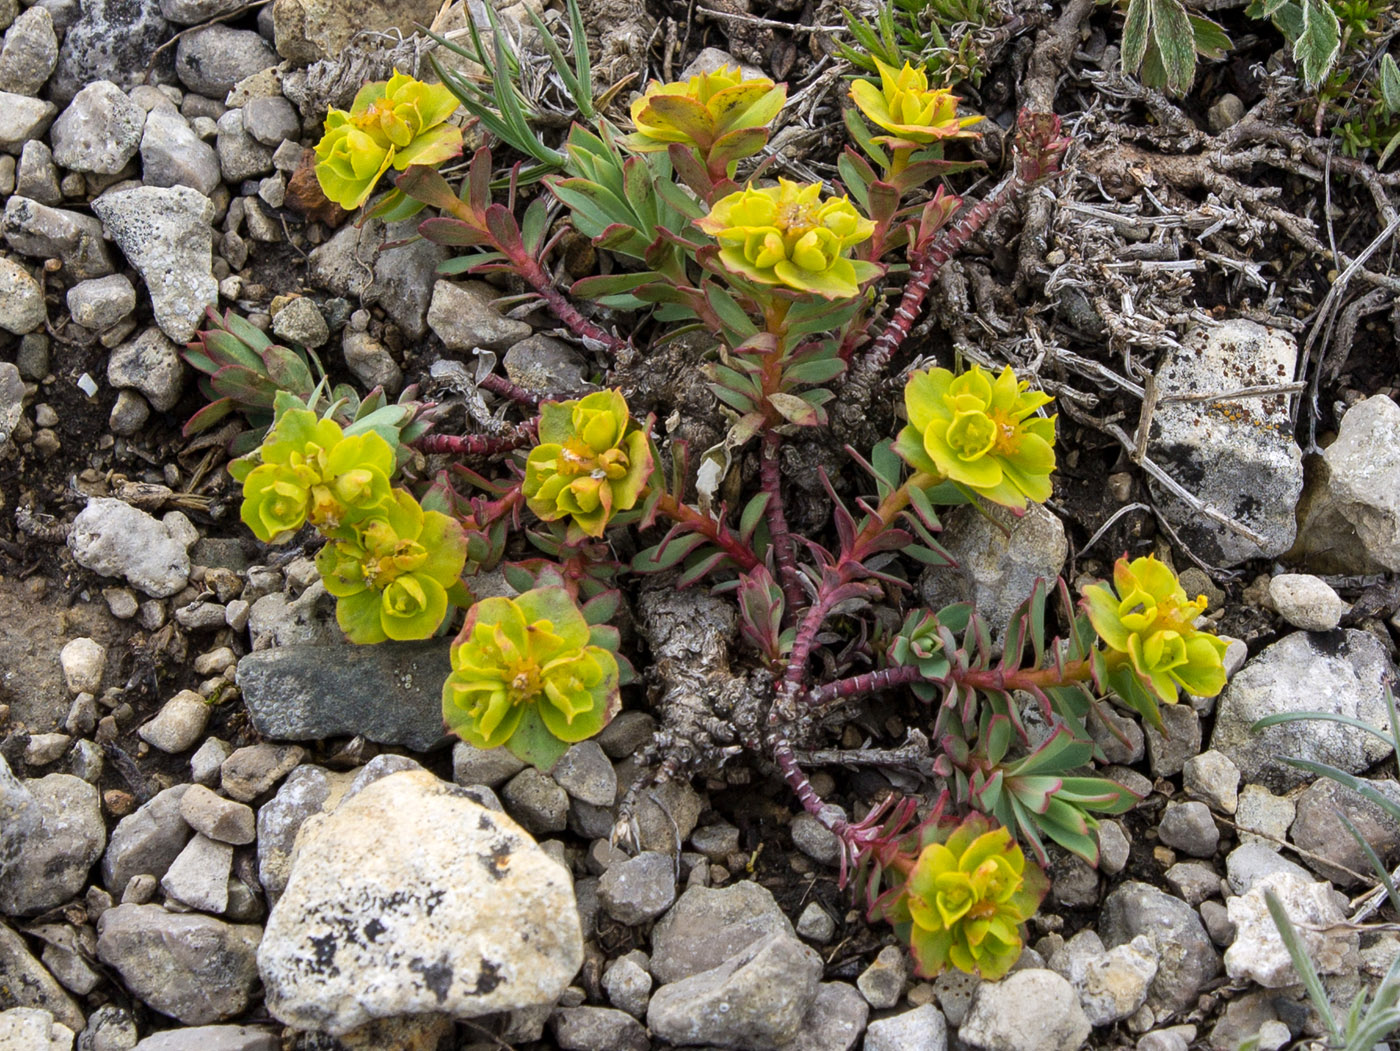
top-left (760, 431), bottom-right (805, 618)
top-left (513, 255), bottom-right (632, 361)
top-left (649, 490), bottom-right (762, 573)
top-left (478, 372), bottom-right (541, 408)
top-left (953, 657), bottom-right (1092, 694)
top-left (416, 421), bottom-right (537, 457)
top-left (806, 664), bottom-right (926, 706)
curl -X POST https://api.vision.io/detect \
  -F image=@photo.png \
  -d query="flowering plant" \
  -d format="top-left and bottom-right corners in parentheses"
top-left (524, 390), bottom-right (653, 540)
top-left (235, 406), bottom-right (395, 543)
top-left (627, 65), bottom-right (786, 178)
top-left (849, 58), bottom-right (983, 149)
top-left (894, 363), bottom-right (1056, 508)
top-left (314, 71), bottom-right (463, 210)
top-left (316, 489), bottom-right (467, 644)
top-left (874, 812), bottom-right (1047, 980)
top-left (695, 179), bottom-right (882, 299)
top-left (442, 587), bottom-right (622, 768)
top-left (1083, 554), bottom-right (1229, 705)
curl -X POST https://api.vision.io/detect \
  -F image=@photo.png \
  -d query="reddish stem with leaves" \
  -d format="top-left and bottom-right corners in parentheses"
top-left (416, 419), bottom-right (538, 457)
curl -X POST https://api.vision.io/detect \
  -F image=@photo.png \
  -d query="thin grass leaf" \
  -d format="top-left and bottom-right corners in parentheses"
top-left (1337, 811), bottom-right (1400, 917)
top-left (1263, 890), bottom-right (1342, 1043)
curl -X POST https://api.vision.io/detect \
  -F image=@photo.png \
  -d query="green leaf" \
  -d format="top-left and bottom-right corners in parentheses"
top-left (1150, 0), bottom-right (1197, 94)
top-left (705, 284), bottom-right (759, 341)
top-left (506, 705), bottom-right (572, 771)
top-left (1189, 14), bottom-right (1231, 60)
top-left (782, 357), bottom-right (847, 386)
top-left (1295, 0), bottom-right (1341, 89)
top-left (1121, 0), bottom-right (1151, 73)
top-left (1380, 54), bottom-right (1400, 113)
top-left (1264, 891), bottom-right (1342, 1042)
top-left (768, 391), bottom-right (823, 427)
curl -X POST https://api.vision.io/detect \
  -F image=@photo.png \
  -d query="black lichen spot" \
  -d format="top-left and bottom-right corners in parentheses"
top-left (472, 958), bottom-right (502, 994)
top-left (477, 842), bottom-right (513, 881)
top-left (308, 931), bottom-right (340, 976)
top-left (1309, 630), bottom-right (1349, 659)
top-left (478, 813), bottom-right (494, 832)
top-left (409, 955), bottom-right (455, 1004)
top-left (363, 918), bottom-right (386, 942)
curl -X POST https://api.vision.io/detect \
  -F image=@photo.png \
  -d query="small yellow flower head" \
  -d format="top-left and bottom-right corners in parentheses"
top-left (1082, 555), bottom-right (1229, 703)
top-left (316, 489), bottom-right (467, 644)
top-left (694, 179), bottom-right (882, 299)
top-left (628, 65), bottom-right (786, 152)
top-left (442, 587), bottom-right (620, 765)
top-left (894, 364), bottom-right (1056, 508)
top-left (899, 814), bottom-right (1047, 980)
top-left (314, 71), bottom-right (463, 210)
top-left (850, 58), bottom-right (983, 147)
top-left (239, 408), bottom-right (396, 543)
top-left (524, 391), bottom-right (653, 539)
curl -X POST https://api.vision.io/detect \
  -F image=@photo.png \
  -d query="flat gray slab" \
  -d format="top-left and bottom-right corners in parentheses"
top-left (236, 641), bottom-right (452, 752)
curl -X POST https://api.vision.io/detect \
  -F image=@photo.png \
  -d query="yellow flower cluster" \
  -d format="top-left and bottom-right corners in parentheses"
top-left (850, 58), bottom-right (983, 148)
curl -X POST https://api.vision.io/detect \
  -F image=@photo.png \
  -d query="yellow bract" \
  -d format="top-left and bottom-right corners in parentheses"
top-left (694, 179), bottom-right (881, 299)
top-left (900, 814), bottom-right (1047, 980)
top-left (1082, 555), bottom-right (1230, 704)
top-left (849, 58), bottom-right (983, 147)
top-left (628, 65), bottom-right (786, 152)
top-left (314, 71), bottom-right (463, 210)
top-left (895, 364), bottom-right (1056, 508)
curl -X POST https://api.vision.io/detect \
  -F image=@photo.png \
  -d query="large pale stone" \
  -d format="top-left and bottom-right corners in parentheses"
top-left (257, 770), bottom-right (582, 1036)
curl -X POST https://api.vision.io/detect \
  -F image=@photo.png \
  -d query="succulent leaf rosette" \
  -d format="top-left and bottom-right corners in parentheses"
top-left (628, 65), bottom-right (786, 153)
top-left (237, 407), bottom-right (396, 543)
top-left (695, 179), bottom-right (882, 299)
top-left (314, 71), bottom-right (463, 210)
top-left (894, 364), bottom-right (1056, 508)
top-left (316, 489), bottom-right (468, 644)
top-left (442, 587), bottom-right (621, 769)
top-left (1082, 554), bottom-right (1229, 704)
top-left (524, 390), bottom-right (653, 539)
top-left (883, 814), bottom-right (1048, 981)
top-left (850, 58), bottom-right (984, 148)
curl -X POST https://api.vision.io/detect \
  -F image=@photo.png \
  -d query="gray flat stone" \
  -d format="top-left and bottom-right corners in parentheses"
top-left (235, 641), bottom-right (452, 752)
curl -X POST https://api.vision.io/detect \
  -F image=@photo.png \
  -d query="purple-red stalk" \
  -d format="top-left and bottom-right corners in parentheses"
top-left (805, 663), bottom-right (926, 707)
top-left (760, 430), bottom-right (805, 619)
top-left (416, 421), bottom-right (538, 457)
top-left (648, 490), bottom-right (763, 573)
top-left (478, 372), bottom-right (541, 408)
top-left (512, 254), bottom-right (632, 361)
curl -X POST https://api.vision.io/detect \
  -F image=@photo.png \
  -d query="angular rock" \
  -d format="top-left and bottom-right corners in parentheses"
top-left (783, 982), bottom-right (869, 1051)
top-left (1224, 871), bottom-right (1358, 987)
top-left (427, 279), bottom-right (532, 352)
top-left (552, 1006), bottom-right (649, 1051)
top-left (69, 497), bottom-right (191, 598)
top-left (66, 274), bottom-right (135, 332)
top-left (647, 932), bottom-right (823, 1050)
top-left (1146, 320), bottom-right (1303, 565)
top-left (161, 833), bottom-right (233, 913)
top-left (103, 785), bottom-right (194, 898)
top-left (1267, 573), bottom-right (1344, 632)
top-left (650, 880), bottom-right (797, 984)
top-left (1063, 936), bottom-right (1157, 1027)
top-left (1181, 750), bottom-right (1239, 814)
top-left (241, 95), bottom-right (299, 146)
top-left (256, 765), bottom-right (354, 906)
top-left (551, 741), bottom-right (616, 807)
top-left (1210, 629), bottom-right (1395, 792)
top-left (2, 197), bottom-right (113, 278)
top-left (960, 970), bottom-right (1090, 1051)
top-left (0, 255), bottom-right (43, 335)
top-left (270, 0), bottom-right (444, 64)
top-left (179, 785), bottom-right (255, 846)
top-left (504, 334), bottom-right (592, 393)
top-left (1225, 841), bottom-right (1313, 896)
top-left (918, 502), bottom-right (1067, 639)
top-left (1289, 777), bottom-right (1400, 887)
top-left (49, 0), bottom-right (171, 104)
top-left (1297, 394), bottom-right (1400, 573)
top-left (220, 744), bottom-right (304, 803)
top-left (140, 106), bottom-right (221, 197)
top-left (50, 80), bottom-right (143, 173)
top-left (1157, 801), bottom-right (1219, 858)
top-left (174, 26), bottom-right (276, 98)
top-left (92, 186), bottom-right (216, 344)
top-left (0, 922), bottom-right (83, 1031)
top-left (0, 7), bottom-right (58, 96)
top-left (1099, 882), bottom-right (1220, 1019)
top-left (0, 1007), bottom-right (74, 1051)
top-left (138, 690), bottom-right (211, 754)
top-left (856, 944), bottom-right (907, 1010)
top-left (602, 953), bottom-right (651, 1018)
top-left (862, 1003), bottom-right (945, 1051)
top-left (160, 0), bottom-right (249, 21)
top-left (131, 1025), bottom-right (279, 1051)
top-left (452, 742), bottom-right (527, 789)
top-left (0, 757), bottom-right (38, 888)
top-left (598, 851), bottom-right (676, 925)
top-left (258, 770), bottom-right (582, 1035)
top-left (235, 640), bottom-right (451, 752)
top-left (96, 904), bottom-right (262, 1025)
top-left (214, 110), bottom-right (274, 182)
top-left (14, 141), bottom-right (60, 205)
top-left (0, 92), bottom-right (54, 153)
top-left (0, 774), bottom-right (104, 916)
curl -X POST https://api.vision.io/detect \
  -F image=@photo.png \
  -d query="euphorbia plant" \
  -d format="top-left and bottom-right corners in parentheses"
top-left (210, 6), bottom-right (1245, 983)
